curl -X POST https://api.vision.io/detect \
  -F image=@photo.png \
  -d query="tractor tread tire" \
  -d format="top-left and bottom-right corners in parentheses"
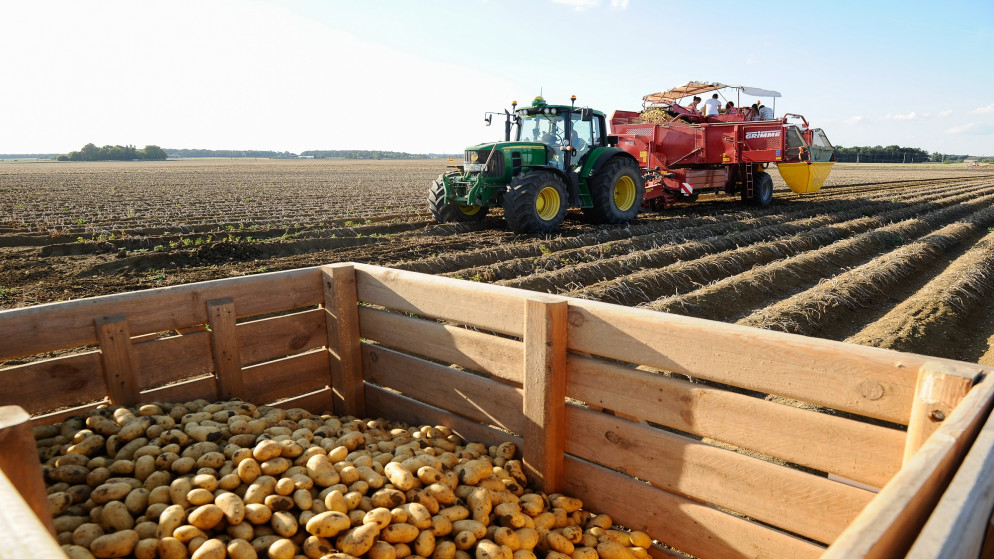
top-left (582, 158), bottom-right (645, 224)
top-left (502, 171), bottom-right (568, 234)
top-left (743, 171), bottom-right (774, 207)
top-left (428, 173), bottom-right (488, 223)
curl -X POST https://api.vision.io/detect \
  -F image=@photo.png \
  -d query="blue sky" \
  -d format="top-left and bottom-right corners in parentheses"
top-left (2, 0), bottom-right (992, 156)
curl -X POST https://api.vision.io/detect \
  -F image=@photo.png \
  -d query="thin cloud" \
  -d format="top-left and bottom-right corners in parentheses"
top-left (611, 0), bottom-right (630, 7)
top-left (552, 0), bottom-right (599, 9)
top-left (970, 103), bottom-right (994, 115)
top-left (937, 110), bottom-right (953, 117)
top-left (885, 112), bottom-right (919, 121)
top-left (946, 123), bottom-right (994, 135)
top-left (845, 115), bottom-right (865, 125)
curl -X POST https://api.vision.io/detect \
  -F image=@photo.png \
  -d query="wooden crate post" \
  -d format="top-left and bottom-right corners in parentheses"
top-left (207, 297), bottom-right (244, 400)
top-left (0, 406), bottom-right (57, 537)
top-left (904, 361), bottom-right (978, 465)
top-left (95, 314), bottom-right (138, 407)
top-left (522, 296), bottom-right (568, 493)
top-left (323, 263), bottom-right (365, 417)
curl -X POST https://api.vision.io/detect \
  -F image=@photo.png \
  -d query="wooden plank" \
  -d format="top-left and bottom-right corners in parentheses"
top-left (133, 331), bottom-right (213, 390)
top-left (364, 384), bottom-right (520, 448)
top-left (906, 398), bottom-right (994, 558)
top-left (354, 264), bottom-right (527, 337)
top-left (95, 314), bottom-right (138, 407)
top-left (238, 308), bottom-right (326, 366)
top-left (522, 297), bottom-right (567, 493)
top-left (0, 266), bottom-right (322, 360)
top-left (269, 387), bottom-right (336, 415)
top-left (362, 343), bottom-right (525, 434)
top-left (564, 456), bottom-right (825, 559)
top-left (824, 374), bottom-right (994, 558)
top-left (0, 351), bottom-right (106, 415)
top-left (324, 263), bottom-right (365, 417)
top-left (904, 361), bottom-right (976, 464)
top-left (565, 300), bottom-right (988, 424)
top-left (208, 298), bottom-right (243, 400)
top-left (241, 350), bottom-right (330, 404)
top-left (0, 469), bottom-right (65, 559)
top-left (358, 306), bottom-right (524, 383)
top-left (566, 405), bottom-right (874, 545)
top-left (0, 406), bottom-right (56, 535)
top-left (567, 354), bottom-right (904, 488)
top-left (139, 375), bottom-right (217, 404)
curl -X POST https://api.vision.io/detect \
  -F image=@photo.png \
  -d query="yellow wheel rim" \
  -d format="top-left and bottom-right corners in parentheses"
top-left (536, 186), bottom-right (561, 221)
top-left (614, 175), bottom-right (636, 211)
top-left (458, 205), bottom-right (482, 216)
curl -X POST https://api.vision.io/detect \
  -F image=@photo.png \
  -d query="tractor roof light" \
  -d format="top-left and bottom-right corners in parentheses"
top-left (532, 96), bottom-right (547, 108)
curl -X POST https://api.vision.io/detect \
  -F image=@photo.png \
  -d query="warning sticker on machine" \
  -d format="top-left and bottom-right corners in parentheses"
top-left (745, 130), bottom-right (781, 139)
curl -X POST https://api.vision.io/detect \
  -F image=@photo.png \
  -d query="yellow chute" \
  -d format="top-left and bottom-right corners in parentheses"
top-left (777, 161), bottom-right (834, 194)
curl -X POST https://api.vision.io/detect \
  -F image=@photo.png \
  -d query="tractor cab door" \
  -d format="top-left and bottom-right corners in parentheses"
top-left (567, 113), bottom-right (598, 169)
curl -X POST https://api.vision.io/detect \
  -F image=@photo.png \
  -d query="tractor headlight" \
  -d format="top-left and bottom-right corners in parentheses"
top-left (463, 163), bottom-right (487, 173)
top-left (550, 108), bottom-right (557, 114)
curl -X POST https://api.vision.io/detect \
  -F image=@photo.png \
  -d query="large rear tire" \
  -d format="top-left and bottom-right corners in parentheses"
top-left (428, 173), bottom-right (488, 223)
top-left (502, 171), bottom-right (568, 234)
top-left (582, 158), bottom-right (645, 224)
top-left (742, 171), bottom-right (773, 207)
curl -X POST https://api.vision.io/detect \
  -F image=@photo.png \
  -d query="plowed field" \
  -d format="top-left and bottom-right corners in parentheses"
top-left (4, 158), bottom-right (994, 365)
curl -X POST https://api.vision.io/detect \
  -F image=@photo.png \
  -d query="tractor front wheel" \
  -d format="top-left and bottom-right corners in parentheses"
top-left (742, 171), bottom-right (774, 207)
top-left (502, 171), bottom-right (568, 234)
top-left (582, 158), bottom-right (645, 224)
top-left (428, 173), bottom-right (488, 223)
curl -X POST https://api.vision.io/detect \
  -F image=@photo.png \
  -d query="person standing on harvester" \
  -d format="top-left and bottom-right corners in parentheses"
top-left (702, 94), bottom-right (721, 116)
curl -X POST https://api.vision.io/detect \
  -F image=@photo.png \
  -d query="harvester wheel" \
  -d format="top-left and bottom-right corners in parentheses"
top-left (502, 171), bottom-right (568, 234)
top-left (743, 171), bottom-right (774, 207)
top-left (428, 173), bottom-right (489, 223)
top-left (582, 158), bottom-right (645, 224)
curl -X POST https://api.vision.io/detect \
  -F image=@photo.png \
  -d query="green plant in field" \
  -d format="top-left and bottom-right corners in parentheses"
top-left (75, 218), bottom-right (87, 225)
top-left (256, 266), bottom-right (269, 273)
top-left (0, 286), bottom-right (21, 301)
top-left (181, 237), bottom-right (194, 247)
top-left (539, 244), bottom-right (551, 255)
top-left (147, 269), bottom-right (166, 281)
top-left (125, 206), bottom-right (135, 218)
top-left (76, 237), bottom-right (86, 243)
top-left (153, 245), bottom-right (164, 251)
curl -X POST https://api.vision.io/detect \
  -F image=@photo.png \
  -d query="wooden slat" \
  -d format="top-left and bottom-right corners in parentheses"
top-left (208, 298), bottom-right (243, 400)
top-left (238, 308), bottom-right (326, 366)
top-left (354, 264), bottom-right (527, 337)
top-left (564, 456), bottom-right (825, 559)
top-left (0, 469), bottom-right (65, 559)
top-left (241, 350), bottom-right (330, 404)
top-left (95, 314), bottom-right (138, 407)
top-left (904, 361), bottom-right (976, 464)
top-left (566, 405), bottom-right (874, 544)
top-left (824, 374), bottom-right (994, 558)
top-left (30, 401), bottom-right (107, 427)
top-left (0, 267), bottom-right (322, 360)
top-left (362, 344), bottom-right (525, 433)
top-left (358, 306), bottom-right (523, 383)
top-left (269, 387), bottom-right (336, 415)
top-left (566, 300), bottom-right (988, 424)
top-left (324, 263), bottom-right (365, 417)
top-left (907, 399), bottom-right (994, 558)
top-left (133, 331), bottom-right (213, 390)
top-left (139, 375), bottom-right (217, 404)
top-left (364, 384), bottom-right (520, 448)
top-left (522, 297), bottom-right (567, 493)
top-left (0, 351), bottom-right (105, 415)
top-left (567, 354), bottom-right (904, 487)
top-left (0, 406), bottom-right (56, 535)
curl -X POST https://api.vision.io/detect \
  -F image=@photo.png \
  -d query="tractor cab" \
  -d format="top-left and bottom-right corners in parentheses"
top-left (513, 96), bottom-right (603, 172)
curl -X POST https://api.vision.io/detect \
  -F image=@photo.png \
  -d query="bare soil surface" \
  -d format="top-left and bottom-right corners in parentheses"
top-left (4, 159), bottom-right (994, 365)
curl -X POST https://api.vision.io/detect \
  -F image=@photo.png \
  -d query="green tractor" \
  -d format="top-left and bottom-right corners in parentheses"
top-left (428, 95), bottom-right (645, 234)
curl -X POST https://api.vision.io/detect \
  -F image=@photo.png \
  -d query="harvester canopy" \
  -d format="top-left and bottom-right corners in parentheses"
top-left (643, 81), bottom-right (781, 107)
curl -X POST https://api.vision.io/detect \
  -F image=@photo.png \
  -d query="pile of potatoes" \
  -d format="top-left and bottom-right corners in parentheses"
top-left (36, 399), bottom-right (653, 559)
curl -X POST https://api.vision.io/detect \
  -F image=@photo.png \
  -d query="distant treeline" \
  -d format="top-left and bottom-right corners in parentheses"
top-left (54, 143), bottom-right (167, 161)
top-left (300, 150), bottom-right (447, 159)
top-left (164, 149), bottom-right (298, 158)
top-left (833, 145), bottom-right (976, 164)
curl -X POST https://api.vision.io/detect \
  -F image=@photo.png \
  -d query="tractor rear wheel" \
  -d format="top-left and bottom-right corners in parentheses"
top-left (502, 171), bottom-right (568, 234)
top-left (582, 158), bottom-right (645, 224)
top-left (743, 171), bottom-right (774, 207)
top-left (428, 173), bottom-right (488, 223)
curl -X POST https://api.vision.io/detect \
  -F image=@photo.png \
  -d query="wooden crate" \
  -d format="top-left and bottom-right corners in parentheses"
top-left (1, 262), bottom-right (992, 559)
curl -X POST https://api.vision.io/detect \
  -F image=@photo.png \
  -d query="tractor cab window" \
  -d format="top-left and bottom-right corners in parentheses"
top-left (518, 114), bottom-right (567, 145)
top-left (809, 129), bottom-right (835, 162)
top-left (569, 113), bottom-right (596, 165)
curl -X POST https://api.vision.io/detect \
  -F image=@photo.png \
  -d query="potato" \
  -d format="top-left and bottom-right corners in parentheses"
top-left (124, 487), bottom-right (150, 516)
top-left (305, 511), bottom-right (351, 538)
top-left (268, 537), bottom-right (297, 559)
top-left (72, 523), bottom-right (105, 548)
top-left (545, 531), bottom-right (574, 555)
top-left (270, 510), bottom-right (298, 537)
top-left (336, 522), bottom-right (380, 556)
top-left (476, 539), bottom-right (502, 559)
top-left (452, 519), bottom-right (488, 540)
top-left (573, 547), bottom-right (599, 559)
top-left (90, 482), bottom-right (132, 504)
top-left (302, 535), bottom-right (335, 559)
top-left (227, 538), bottom-right (257, 559)
top-left (63, 544), bottom-right (97, 559)
top-left (189, 504), bottom-right (225, 531)
top-left (156, 504), bottom-right (186, 538)
top-left (629, 531), bottom-right (652, 548)
top-left (597, 541), bottom-right (636, 559)
top-left (244, 502), bottom-right (273, 525)
top-left (415, 528), bottom-right (437, 556)
top-left (216, 491), bottom-right (246, 524)
top-left (101, 500), bottom-right (135, 531)
top-left (381, 523), bottom-right (419, 544)
top-left (133, 538), bottom-right (158, 559)
top-left (432, 539), bottom-right (457, 559)
top-left (89, 529), bottom-right (139, 558)
top-left (385, 462), bottom-right (416, 491)
top-left (306, 454), bottom-right (341, 487)
top-left (191, 538), bottom-right (226, 559)
top-left (158, 539), bottom-right (188, 559)
top-left (368, 540), bottom-right (399, 559)
top-left (49, 491), bottom-right (73, 516)
top-left (237, 458), bottom-right (262, 484)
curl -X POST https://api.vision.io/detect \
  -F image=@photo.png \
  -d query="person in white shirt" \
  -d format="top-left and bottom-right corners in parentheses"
top-left (702, 94), bottom-right (721, 116)
top-left (758, 104), bottom-right (774, 120)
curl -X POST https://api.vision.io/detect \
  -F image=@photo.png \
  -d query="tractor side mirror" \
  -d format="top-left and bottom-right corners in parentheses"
top-left (485, 115), bottom-right (492, 126)
top-left (581, 108), bottom-right (593, 121)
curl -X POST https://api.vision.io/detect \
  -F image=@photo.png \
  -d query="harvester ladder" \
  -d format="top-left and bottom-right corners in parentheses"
top-left (744, 168), bottom-right (754, 199)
